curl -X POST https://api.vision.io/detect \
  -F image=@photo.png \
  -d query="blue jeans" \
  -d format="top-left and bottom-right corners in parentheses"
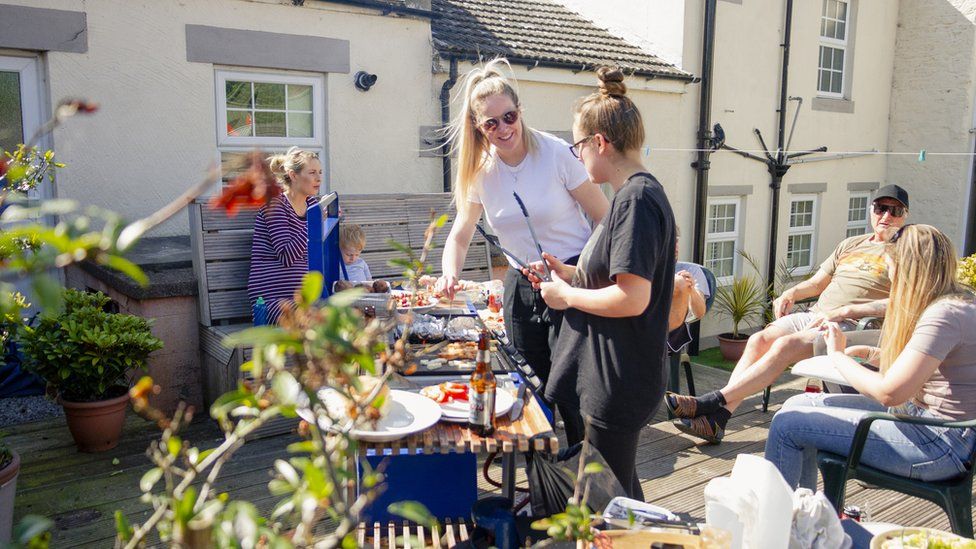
top-left (765, 393), bottom-right (976, 490)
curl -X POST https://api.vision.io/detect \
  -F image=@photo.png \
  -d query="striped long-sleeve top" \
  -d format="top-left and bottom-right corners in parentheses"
top-left (247, 195), bottom-right (316, 324)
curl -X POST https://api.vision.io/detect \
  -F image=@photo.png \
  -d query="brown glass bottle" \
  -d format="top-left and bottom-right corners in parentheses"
top-left (468, 330), bottom-right (497, 436)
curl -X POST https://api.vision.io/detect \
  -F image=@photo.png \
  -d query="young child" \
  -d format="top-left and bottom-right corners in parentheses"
top-left (339, 224), bottom-right (372, 281)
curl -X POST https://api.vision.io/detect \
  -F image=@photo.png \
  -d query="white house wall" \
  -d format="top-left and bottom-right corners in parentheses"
top-left (4, 0), bottom-right (442, 236)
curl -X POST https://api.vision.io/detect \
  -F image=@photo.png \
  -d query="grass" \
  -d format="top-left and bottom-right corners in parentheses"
top-left (690, 346), bottom-right (736, 372)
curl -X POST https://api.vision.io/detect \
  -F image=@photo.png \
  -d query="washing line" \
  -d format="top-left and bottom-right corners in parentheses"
top-left (642, 147), bottom-right (973, 157)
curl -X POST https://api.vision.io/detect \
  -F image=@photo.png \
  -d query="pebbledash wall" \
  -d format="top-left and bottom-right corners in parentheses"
top-left (1, 0), bottom-right (444, 236)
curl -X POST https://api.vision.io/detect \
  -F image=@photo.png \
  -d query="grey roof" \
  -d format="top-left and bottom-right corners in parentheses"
top-left (431, 0), bottom-right (692, 80)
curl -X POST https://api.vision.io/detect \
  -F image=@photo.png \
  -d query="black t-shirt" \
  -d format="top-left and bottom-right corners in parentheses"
top-left (545, 173), bottom-right (676, 432)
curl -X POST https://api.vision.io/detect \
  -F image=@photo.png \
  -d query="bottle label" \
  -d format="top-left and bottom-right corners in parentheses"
top-left (469, 389), bottom-right (496, 427)
top-left (476, 349), bottom-right (490, 364)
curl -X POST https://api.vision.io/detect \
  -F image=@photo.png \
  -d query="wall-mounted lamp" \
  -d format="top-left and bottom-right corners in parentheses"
top-left (354, 71), bottom-right (378, 92)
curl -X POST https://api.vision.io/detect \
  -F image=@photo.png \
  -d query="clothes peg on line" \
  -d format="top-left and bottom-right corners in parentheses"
top-left (918, 149), bottom-right (926, 162)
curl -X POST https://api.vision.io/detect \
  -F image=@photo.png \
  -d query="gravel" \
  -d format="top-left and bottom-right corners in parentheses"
top-left (0, 395), bottom-right (63, 428)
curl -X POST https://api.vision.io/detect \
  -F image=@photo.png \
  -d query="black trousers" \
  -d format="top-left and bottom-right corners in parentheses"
top-left (503, 267), bottom-right (585, 446)
top-left (588, 422), bottom-right (643, 501)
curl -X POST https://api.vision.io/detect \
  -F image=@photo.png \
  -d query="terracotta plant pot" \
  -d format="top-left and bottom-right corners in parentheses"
top-left (0, 450), bottom-right (20, 543)
top-left (717, 333), bottom-right (750, 362)
top-left (61, 390), bottom-right (130, 453)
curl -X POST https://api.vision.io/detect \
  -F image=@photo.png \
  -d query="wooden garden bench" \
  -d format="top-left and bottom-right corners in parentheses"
top-left (188, 193), bottom-right (491, 409)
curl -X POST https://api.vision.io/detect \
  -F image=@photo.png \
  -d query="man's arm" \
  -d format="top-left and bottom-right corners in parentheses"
top-left (772, 269), bottom-right (832, 318)
top-left (809, 298), bottom-right (889, 326)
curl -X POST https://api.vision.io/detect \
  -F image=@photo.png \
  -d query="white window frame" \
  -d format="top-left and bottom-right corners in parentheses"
top-left (787, 194), bottom-right (819, 275)
top-left (705, 197), bottom-right (743, 286)
top-left (846, 191), bottom-right (870, 238)
top-left (214, 69), bottom-right (327, 193)
top-left (817, 0), bottom-right (849, 99)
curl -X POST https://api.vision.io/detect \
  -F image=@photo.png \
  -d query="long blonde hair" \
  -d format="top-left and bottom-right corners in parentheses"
top-left (444, 58), bottom-right (537, 210)
top-left (268, 146), bottom-right (319, 189)
top-left (879, 224), bottom-right (974, 372)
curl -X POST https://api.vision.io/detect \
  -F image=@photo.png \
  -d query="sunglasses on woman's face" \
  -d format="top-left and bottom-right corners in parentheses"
top-left (872, 202), bottom-right (907, 218)
top-left (479, 109), bottom-right (520, 133)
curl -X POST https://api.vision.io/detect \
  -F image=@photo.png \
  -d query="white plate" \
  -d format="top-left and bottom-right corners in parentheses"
top-left (869, 527), bottom-right (975, 549)
top-left (391, 290), bottom-right (437, 313)
top-left (296, 389), bottom-right (441, 443)
top-left (437, 389), bottom-right (515, 423)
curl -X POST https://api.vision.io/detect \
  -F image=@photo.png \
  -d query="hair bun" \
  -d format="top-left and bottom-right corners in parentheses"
top-left (597, 67), bottom-right (627, 97)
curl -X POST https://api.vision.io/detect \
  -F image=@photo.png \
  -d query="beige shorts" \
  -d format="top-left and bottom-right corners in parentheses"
top-left (767, 311), bottom-right (881, 355)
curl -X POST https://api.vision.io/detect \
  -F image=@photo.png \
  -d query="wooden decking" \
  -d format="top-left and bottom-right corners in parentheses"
top-left (10, 364), bottom-right (971, 547)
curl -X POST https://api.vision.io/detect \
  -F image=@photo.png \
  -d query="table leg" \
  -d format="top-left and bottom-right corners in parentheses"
top-left (501, 452), bottom-right (516, 501)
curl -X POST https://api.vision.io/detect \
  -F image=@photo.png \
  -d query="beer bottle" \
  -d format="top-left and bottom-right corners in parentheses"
top-left (469, 329), bottom-right (497, 436)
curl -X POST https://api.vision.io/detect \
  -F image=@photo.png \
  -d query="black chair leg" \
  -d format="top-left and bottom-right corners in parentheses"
top-left (816, 457), bottom-right (849, 513)
top-left (667, 353), bottom-right (681, 419)
top-left (944, 484), bottom-right (974, 538)
top-left (762, 386), bottom-right (771, 412)
top-left (682, 355), bottom-right (696, 396)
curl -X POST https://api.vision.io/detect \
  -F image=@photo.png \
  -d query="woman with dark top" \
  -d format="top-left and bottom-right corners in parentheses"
top-left (434, 58), bottom-right (609, 445)
top-left (765, 224), bottom-right (976, 489)
top-left (247, 147), bottom-right (322, 324)
top-left (528, 68), bottom-right (676, 500)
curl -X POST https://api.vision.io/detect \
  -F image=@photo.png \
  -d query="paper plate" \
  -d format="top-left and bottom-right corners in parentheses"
top-left (297, 389), bottom-right (441, 443)
top-left (438, 389), bottom-right (515, 423)
top-left (869, 526), bottom-right (976, 549)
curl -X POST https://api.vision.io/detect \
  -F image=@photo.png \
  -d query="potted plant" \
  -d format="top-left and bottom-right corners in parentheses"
top-left (0, 437), bottom-right (20, 544)
top-left (21, 288), bottom-right (162, 452)
top-left (712, 274), bottom-right (767, 361)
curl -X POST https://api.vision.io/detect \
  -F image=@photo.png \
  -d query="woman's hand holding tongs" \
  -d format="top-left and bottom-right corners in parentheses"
top-left (522, 253), bottom-right (576, 289)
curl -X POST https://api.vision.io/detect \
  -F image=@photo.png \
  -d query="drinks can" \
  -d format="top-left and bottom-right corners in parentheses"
top-left (841, 505), bottom-right (861, 522)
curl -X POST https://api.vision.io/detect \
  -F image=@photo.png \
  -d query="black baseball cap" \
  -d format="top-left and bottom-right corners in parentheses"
top-left (873, 184), bottom-right (909, 209)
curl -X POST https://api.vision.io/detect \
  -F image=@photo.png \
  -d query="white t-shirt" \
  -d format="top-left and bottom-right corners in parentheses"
top-left (470, 131), bottom-right (592, 268)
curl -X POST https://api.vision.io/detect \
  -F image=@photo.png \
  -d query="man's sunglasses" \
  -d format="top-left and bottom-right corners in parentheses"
top-left (872, 203), bottom-right (906, 218)
top-left (478, 109), bottom-right (520, 133)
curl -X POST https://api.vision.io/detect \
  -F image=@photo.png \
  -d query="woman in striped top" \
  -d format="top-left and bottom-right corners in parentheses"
top-left (247, 147), bottom-right (322, 324)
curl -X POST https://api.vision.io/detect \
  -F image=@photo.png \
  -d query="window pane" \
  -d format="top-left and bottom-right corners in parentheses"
top-left (254, 82), bottom-right (286, 109)
top-left (833, 48), bottom-right (845, 70)
top-left (847, 227), bottom-right (867, 238)
top-left (287, 84), bottom-right (313, 111)
top-left (254, 111), bottom-right (286, 137)
top-left (225, 81), bottom-right (252, 109)
top-left (837, 1), bottom-right (847, 22)
top-left (831, 69), bottom-right (843, 94)
top-left (226, 110), bottom-right (253, 137)
top-left (836, 21), bottom-right (846, 40)
top-left (288, 112), bottom-right (313, 138)
top-left (819, 70), bottom-right (830, 93)
top-left (0, 71), bottom-right (24, 152)
top-left (825, 19), bottom-right (837, 40)
top-left (787, 234), bottom-right (813, 268)
top-left (790, 200), bottom-right (813, 227)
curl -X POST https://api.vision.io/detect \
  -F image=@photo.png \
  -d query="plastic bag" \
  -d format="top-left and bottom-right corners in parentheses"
top-left (524, 437), bottom-right (627, 517)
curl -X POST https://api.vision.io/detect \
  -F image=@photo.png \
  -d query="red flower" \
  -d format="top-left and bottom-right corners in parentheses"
top-left (0, 157), bottom-right (7, 178)
top-left (208, 151), bottom-right (281, 216)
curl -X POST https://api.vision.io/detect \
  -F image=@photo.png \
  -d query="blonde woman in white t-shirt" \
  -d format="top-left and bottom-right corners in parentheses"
top-left (435, 58), bottom-right (608, 444)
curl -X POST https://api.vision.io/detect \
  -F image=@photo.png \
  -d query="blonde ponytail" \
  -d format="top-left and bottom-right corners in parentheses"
top-left (267, 146), bottom-right (319, 189)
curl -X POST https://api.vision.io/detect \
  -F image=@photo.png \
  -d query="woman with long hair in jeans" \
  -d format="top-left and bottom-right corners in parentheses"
top-left (765, 224), bottom-right (976, 489)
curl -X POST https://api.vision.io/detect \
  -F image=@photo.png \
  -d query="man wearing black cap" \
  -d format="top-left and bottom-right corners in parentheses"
top-left (667, 185), bottom-right (909, 443)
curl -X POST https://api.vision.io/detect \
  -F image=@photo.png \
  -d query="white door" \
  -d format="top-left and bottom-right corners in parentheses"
top-left (1, 55), bottom-right (46, 313)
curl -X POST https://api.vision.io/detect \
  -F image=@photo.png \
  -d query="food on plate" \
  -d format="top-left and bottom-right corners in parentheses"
top-left (394, 290), bottom-right (436, 309)
top-left (880, 531), bottom-right (976, 549)
top-left (438, 341), bottom-right (479, 360)
top-left (419, 381), bottom-right (470, 404)
top-left (477, 308), bottom-right (505, 334)
top-left (336, 375), bottom-right (391, 430)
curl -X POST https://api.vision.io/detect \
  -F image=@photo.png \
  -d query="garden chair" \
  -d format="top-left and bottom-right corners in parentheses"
top-left (817, 411), bottom-right (976, 538)
top-left (667, 266), bottom-right (717, 402)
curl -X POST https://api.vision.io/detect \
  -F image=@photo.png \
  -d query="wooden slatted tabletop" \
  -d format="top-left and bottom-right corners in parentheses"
top-left (358, 394), bottom-right (558, 455)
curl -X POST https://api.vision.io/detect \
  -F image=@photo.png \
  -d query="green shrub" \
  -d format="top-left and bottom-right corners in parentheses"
top-left (21, 288), bottom-right (162, 402)
top-left (960, 253), bottom-right (976, 290)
